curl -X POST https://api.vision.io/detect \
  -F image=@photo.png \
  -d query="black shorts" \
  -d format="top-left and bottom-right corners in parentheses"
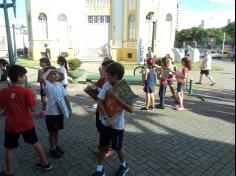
top-left (177, 82), bottom-right (185, 92)
top-left (45, 115), bottom-right (64, 132)
top-left (4, 128), bottom-right (38, 149)
top-left (201, 70), bottom-right (210, 76)
top-left (99, 124), bottom-right (124, 151)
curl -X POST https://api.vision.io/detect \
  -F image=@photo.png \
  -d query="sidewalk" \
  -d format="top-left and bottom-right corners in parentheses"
top-left (0, 60), bottom-right (235, 176)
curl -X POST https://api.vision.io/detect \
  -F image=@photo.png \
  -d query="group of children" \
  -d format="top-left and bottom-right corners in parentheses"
top-left (0, 55), bottom-right (133, 176)
top-left (142, 55), bottom-right (191, 111)
top-left (0, 55), bottom-right (72, 176)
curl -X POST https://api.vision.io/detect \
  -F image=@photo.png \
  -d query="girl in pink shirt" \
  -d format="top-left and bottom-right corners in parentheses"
top-left (175, 57), bottom-right (192, 111)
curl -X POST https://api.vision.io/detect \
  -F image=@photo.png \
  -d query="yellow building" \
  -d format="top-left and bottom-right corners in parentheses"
top-left (26, 0), bottom-right (177, 62)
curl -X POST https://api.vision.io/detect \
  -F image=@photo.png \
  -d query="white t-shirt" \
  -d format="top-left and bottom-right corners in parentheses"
top-left (98, 82), bottom-right (125, 130)
top-left (58, 66), bottom-right (68, 86)
top-left (45, 80), bottom-right (68, 115)
top-left (202, 54), bottom-right (212, 70)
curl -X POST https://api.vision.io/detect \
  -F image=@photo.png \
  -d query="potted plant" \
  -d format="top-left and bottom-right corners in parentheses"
top-left (67, 58), bottom-right (85, 84)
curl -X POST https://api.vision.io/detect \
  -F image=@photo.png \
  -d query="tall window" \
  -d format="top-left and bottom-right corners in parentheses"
top-left (57, 14), bottom-right (68, 41)
top-left (38, 13), bottom-right (48, 39)
top-left (128, 14), bottom-right (136, 40)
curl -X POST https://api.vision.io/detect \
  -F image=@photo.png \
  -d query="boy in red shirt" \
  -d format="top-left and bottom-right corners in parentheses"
top-left (0, 65), bottom-right (52, 176)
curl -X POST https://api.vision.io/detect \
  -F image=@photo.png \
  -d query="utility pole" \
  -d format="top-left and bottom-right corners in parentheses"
top-left (0, 0), bottom-right (17, 65)
top-left (222, 32), bottom-right (226, 55)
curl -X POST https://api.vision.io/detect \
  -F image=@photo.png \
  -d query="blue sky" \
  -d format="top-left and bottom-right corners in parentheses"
top-left (0, 0), bottom-right (235, 29)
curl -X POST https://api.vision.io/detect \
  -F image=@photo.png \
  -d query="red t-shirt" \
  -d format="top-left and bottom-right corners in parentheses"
top-left (0, 85), bottom-right (36, 133)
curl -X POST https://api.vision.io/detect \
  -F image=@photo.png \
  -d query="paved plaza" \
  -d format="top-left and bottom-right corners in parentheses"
top-left (0, 60), bottom-right (235, 176)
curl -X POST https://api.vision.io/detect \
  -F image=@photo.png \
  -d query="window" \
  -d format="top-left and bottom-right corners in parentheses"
top-left (88, 16), bottom-right (110, 23)
top-left (57, 14), bottom-right (68, 41)
top-left (38, 13), bottom-right (48, 39)
top-left (86, 0), bottom-right (110, 6)
top-left (128, 14), bottom-right (136, 39)
top-left (58, 14), bottom-right (67, 22)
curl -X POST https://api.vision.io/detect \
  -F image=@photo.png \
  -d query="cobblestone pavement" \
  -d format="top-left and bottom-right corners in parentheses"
top-left (0, 60), bottom-right (235, 176)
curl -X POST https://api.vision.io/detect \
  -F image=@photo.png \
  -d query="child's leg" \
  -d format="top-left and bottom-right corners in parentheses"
top-left (177, 92), bottom-right (183, 107)
top-left (49, 132), bottom-right (59, 149)
top-left (5, 149), bottom-right (14, 174)
top-left (31, 142), bottom-right (49, 165)
top-left (146, 93), bottom-right (151, 108)
top-left (117, 149), bottom-right (125, 164)
top-left (150, 93), bottom-right (155, 108)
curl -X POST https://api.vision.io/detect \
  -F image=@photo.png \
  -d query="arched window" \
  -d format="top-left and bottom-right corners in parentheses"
top-left (166, 13), bottom-right (173, 41)
top-left (57, 14), bottom-right (68, 46)
top-left (38, 13), bottom-right (48, 39)
top-left (128, 14), bottom-right (136, 40)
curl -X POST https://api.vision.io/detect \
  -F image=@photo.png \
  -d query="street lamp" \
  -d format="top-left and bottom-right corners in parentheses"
top-left (146, 12), bottom-right (157, 53)
top-left (0, 0), bottom-right (17, 65)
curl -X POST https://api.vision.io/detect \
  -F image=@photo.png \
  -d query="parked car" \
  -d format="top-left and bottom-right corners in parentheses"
top-left (199, 49), bottom-right (222, 59)
top-left (210, 50), bottom-right (222, 59)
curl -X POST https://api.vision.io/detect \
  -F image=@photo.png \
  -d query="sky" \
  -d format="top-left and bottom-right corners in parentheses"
top-left (0, 0), bottom-right (235, 30)
top-left (178, 0), bottom-right (235, 30)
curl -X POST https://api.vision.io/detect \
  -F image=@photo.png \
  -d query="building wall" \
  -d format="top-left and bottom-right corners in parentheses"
top-left (110, 0), bottom-right (177, 62)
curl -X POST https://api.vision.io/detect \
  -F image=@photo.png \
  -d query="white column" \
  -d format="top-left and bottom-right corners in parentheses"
top-left (112, 0), bottom-right (123, 48)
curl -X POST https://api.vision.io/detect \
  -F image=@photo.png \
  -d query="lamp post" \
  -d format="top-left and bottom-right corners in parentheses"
top-left (0, 0), bottom-right (17, 65)
top-left (146, 12), bottom-right (157, 53)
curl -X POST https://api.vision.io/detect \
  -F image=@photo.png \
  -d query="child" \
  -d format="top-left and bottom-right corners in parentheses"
top-left (0, 65), bottom-right (52, 176)
top-left (167, 57), bottom-right (178, 104)
top-left (0, 58), bottom-right (9, 82)
top-left (57, 56), bottom-right (69, 89)
top-left (41, 66), bottom-right (72, 158)
top-left (37, 58), bottom-right (51, 117)
top-left (93, 62), bottom-right (133, 176)
top-left (141, 58), bottom-right (157, 111)
top-left (94, 59), bottom-right (114, 157)
top-left (156, 57), bottom-right (170, 109)
top-left (176, 57), bottom-right (192, 111)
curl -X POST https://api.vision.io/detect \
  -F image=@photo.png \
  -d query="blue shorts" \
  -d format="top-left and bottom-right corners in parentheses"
top-left (168, 79), bottom-right (174, 86)
top-left (99, 124), bottom-right (124, 151)
top-left (143, 86), bottom-right (155, 93)
top-left (177, 82), bottom-right (185, 92)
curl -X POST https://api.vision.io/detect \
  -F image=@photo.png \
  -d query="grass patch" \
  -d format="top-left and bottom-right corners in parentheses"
top-left (16, 57), bottom-right (57, 68)
top-left (118, 61), bottom-right (140, 71)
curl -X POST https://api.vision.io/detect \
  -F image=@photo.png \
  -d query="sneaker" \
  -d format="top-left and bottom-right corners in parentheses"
top-left (56, 145), bottom-right (64, 154)
top-left (149, 106), bottom-right (154, 110)
top-left (115, 164), bottom-right (129, 176)
top-left (49, 149), bottom-right (62, 158)
top-left (0, 171), bottom-right (15, 176)
top-left (94, 147), bottom-right (100, 154)
top-left (105, 150), bottom-right (113, 158)
top-left (35, 162), bottom-right (52, 171)
top-left (92, 168), bottom-right (105, 176)
top-left (210, 82), bottom-right (216, 86)
top-left (177, 106), bottom-right (185, 111)
top-left (141, 107), bottom-right (149, 111)
top-left (155, 104), bottom-right (165, 109)
top-left (175, 104), bottom-right (181, 109)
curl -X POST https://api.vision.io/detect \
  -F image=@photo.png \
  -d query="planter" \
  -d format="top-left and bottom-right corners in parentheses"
top-left (67, 69), bottom-right (85, 84)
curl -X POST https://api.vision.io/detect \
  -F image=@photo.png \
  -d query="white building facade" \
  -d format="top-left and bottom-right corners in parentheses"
top-left (25, 0), bottom-right (177, 61)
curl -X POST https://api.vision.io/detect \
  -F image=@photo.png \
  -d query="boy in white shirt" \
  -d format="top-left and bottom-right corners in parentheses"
top-left (93, 62), bottom-right (133, 176)
top-left (41, 66), bottom-right (72, 158)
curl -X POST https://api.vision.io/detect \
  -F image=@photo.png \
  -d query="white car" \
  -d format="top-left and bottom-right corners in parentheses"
top-left (199, 49), bottom-right (222, 59)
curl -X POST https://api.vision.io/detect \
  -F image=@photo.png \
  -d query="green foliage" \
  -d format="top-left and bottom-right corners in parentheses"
top-left (68, 59), bottom-right (83, 70)
top-left (175, 22), bottom-right (235, 48)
